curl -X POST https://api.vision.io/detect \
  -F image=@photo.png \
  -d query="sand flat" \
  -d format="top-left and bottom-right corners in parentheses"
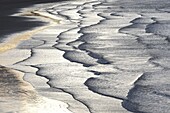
top-left (0, 0), bottom-right (170, 113)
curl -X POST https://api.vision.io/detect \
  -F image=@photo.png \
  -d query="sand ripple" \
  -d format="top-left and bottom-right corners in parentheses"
top-left (1, 0), bottom-right (170, 113)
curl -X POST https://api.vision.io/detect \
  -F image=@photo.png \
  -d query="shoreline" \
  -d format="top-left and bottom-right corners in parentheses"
top-left (0, 65), bottom-right (73, 113)
top-left (0, 8), bottom-right (60, 53)
top-left (1, 0), bottom-right (169, 113)
top-left (0, 3), bottom-right (73, 113)
top-left (0, 1), bottom-right (132, 113)
top-left (0, 0), bottom-right (60, 40)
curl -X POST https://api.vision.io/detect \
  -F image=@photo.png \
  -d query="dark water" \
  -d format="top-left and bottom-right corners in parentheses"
top-left (1, 0), bottom-right (170, 113)
top-left (0, 0), bottom-right (62, 42)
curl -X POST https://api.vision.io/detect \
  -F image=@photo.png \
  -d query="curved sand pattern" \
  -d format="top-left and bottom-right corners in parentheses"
top-left (0, 9), bottom-right (60, 53)
top-left (0, 66), bottom-right (72, 113)
top-left (0, 4), bottom-right (73, 113)
top-left (1, 0), bottom-right (170, 113)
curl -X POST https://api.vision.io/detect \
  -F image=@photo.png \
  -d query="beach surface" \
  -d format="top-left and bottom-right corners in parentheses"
top-left (0, 0), bottom-right (170, 113)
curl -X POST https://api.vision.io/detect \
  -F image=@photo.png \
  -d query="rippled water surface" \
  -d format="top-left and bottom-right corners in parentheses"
top-left (0, 0), bottom-right (170, 113)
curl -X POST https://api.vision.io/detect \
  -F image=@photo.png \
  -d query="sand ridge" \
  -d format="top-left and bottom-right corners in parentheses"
top-left (0, 9), bottom-right (60, 53)
top-left (0, 3), bottom-right (73, 113)
top-left (1, 0), bottom-right (170, 113)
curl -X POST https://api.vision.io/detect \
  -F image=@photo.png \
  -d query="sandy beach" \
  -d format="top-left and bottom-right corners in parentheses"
top-left (0, 0), bottom-right (170, 113)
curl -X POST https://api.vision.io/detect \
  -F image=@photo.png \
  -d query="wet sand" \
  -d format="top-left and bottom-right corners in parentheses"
top-left (0, 0), bottom-right (60, 42)
top-left (1, 0), bottom-right (170, 113)
top-left (0, 1), bottom-right (73, 113)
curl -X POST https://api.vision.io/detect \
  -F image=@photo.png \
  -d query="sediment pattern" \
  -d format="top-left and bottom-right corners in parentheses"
top-left (0, 0), bottom-right (170, 113)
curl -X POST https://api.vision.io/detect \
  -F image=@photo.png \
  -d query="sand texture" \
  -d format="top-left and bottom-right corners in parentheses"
top-left (0, 0), bottom-right (170, 113)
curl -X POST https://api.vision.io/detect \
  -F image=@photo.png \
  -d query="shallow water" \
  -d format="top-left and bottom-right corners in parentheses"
top-left (1, 0), bottom-right (170, 113)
